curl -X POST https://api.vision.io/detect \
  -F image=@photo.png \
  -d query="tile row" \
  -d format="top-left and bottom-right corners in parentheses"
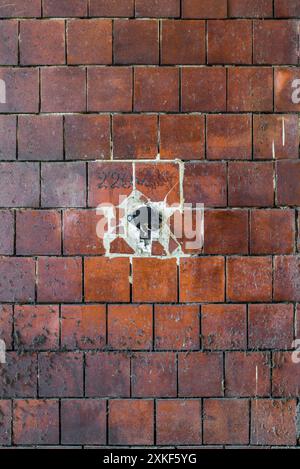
top-left (0, 0), bottom-right (298, 19)
top-left (0, 398), bottom-right (297, 447)
top-left (1, 114), bottom-right (299, 161)
top-left (1, 66), bottom-right (300, 113)
top-left (0, 350), bottom-right (299, 398)
top-left (0, 208), bottom-right (299, 256)
top-left (1, 19), bottom-right (300, 66)
top-left (1, 303), bottom-right (298, 352)
top-left (0, 161), bottom-right (300, 209)
top-left (0, 256), bottom-right (300, 303)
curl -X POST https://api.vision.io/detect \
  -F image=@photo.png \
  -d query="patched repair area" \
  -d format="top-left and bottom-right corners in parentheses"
top-left (0, 0), bottom-right (300, 450)
top-left (95, 161), bottom-right (204, 257)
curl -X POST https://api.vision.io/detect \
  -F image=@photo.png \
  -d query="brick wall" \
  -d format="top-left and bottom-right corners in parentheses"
top-left (0, 0), bottom-right (300, 448)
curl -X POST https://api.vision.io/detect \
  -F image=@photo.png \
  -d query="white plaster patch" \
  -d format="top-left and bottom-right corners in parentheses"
top-left (96, 189), bottom-right (204, 259)
top-left (99, 189), bottom-right (181, 257)
top-left (95, 160), bottom-right (204, 258)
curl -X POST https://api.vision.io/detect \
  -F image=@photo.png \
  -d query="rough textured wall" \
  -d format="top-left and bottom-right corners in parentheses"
top-left (0, 0), bottom-right (299, 448)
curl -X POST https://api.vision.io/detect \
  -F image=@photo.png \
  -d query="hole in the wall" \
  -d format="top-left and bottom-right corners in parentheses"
top-left (95, 161), bottom-right (204, 258)
top-left (127, 206), bottom-right (163, 241)
top-left (99, 189), bottom-right (180, 257)
top-left (97, 189), bottom-right (204, 258)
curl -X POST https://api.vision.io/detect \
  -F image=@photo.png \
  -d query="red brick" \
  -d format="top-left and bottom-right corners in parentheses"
top-left (20, 20), bottom-right (65, 65)
top-left (275, 68), bottom-right (300, 112)
top-left (13, 400), bottom-right (59, 445)
top-left (0, 162), bottom-right (39, 208)
top-left (228, 162), bottom-right (274, 207)
top-left (37, 257), bottom-right (82, 303)
top-left (0, 352), bottom-right (37, 398)
top-left (228, 0), bottom-right (273, 17)
top-left (207, 114), bottom-right (252, 160)
top-left (249, 304), bottom-right (294, 350)
top-left (275, 0), bottom-right (300, 17)
top-left (202, 304), bottom-right (247, 350)
top-left (65, 114), bottom-right (110, 161)
top-left (227, 257), bottom-right (272, 302)
top-left (274, 256), bottom-right (300, 301)
top-left (63, 209), bottom-right (104, 255)
top-left (133, 258), bottom-right (178, 303)
top-left (0, 210), bottom-right (14, 255)
top-left (61, 305), bottom-right (106, 350)
top-left (0, 400), bottom-right (11, 445)
top-left (85, 257), bottom-right (130, 302)
top-left (109, 400), bottom-right (154, 445)
top-left (0, 257), bottom-right (35, 302)
top-left (18, 115), bottom-right (63, 161)
top-left (88, 161), bottom-right (133, 207)
top-left (113, 114), bottom-right (157, 159)
top-left (86, 352), bottom-right (130, 397)
top-left (114, 20), bottom-right (158, 65)
top-left (0, 304), bottom-right (13, 349)
top-left (14, 305), bottom-right (59, 351)
top-left (170, 208), bottom-right (205, 255)
top-left (208, 20), bottom-right (252, 64)
top-left (204, 209), bottom-right (249, 254)
top-left (171, 212), bottom-right (205, 257)
top-left (250, 209), bottom-right (295, 255)
top-left (180, 257), bottom-right (225, 303)
top-left (108, 304), bottom-right (152, 350)
top-left (160, 114), bottom-right (204, 160)
top-left (277, 161), bottom-right (300, 206)
top-left (35, 445), bottom-right (78, 448)
top-left (0, 0), bottom-right (41, 17)
top-left (182, 67), bottom-right (226, 112)
top-left (41, 67), bottom-right (86, 113)
top-left (254, 20), bottom-right (298, 65)
top-left (132, 352), bottom-right (177, 397)
top-left (179, 352), bottom-right (223, 397)
top-left (90, 0), bottom-right (134, 17)
top-left (298, 211), bottom-right (300, 252)
top-left (39, 352), bottom-right (83, 397)
top-left (228, 68), bottom-right (273, 112)
top-left (63, 209), bottom-right (100, 255)
top-left (184, 162), bottom-right (227, 207)
top-left (136, 0), bottom-right (179, 17)
top-left (67, 19), bottom-right (112, 65)
top-left (61, 399), bottom-right (106, 445)
top-left (0, 20), bottom-right (18, 65)
top-left (225, 445), bottom-right (270, 449)
top-left (204, 399), bottom-right (249, 445)
top-left (0, 115), bottom-right (16, 160)
top-left (31, 445), bottom-right (79, 448)
top-left (157, 400), bottom-right (201, 445)
top-left (182, 0), bottom-right (227, 18)
top-left (134, 67), bottom-right (179, 112)
top-left (41, 162), bottom-right (86, 208)
top-left (251, 399), bottom-right (297, 445)
top-left (88, 67), bottom-right (132, 112)
top-left (273, 352), bottom-right (300, 397)
top-left (0, 68), bottom-right (39, 113)
top-left (135, 162), bottom-right (180, 204)
top-left (253, 114), bottom-right (299, 160)
top-left (169, 206), bottom-right (204, 255)
top-left (162, 20), bottom-right (205, 65)
top-left (43, 0), bottom-right (88, 17)
top-left (225, 352), bottom-right (271, 397)
top-left (110, 237), bottom-right (135, 256)
top-left (155, 305), bottom-right (200, 350)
